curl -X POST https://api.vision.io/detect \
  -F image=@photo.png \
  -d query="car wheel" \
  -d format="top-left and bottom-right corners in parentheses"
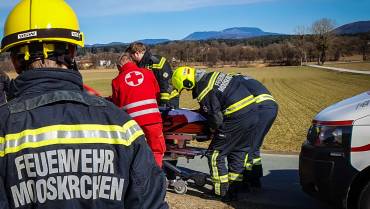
top-left (173, 180), bottom-right (188, 194)
top-left (358, 182), bottom-right (370, 209)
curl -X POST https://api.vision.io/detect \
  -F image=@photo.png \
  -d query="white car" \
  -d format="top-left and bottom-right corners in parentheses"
top-left (299, 91), bottom-right (370, 209)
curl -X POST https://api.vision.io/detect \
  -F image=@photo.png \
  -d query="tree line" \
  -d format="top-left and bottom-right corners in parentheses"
top-left (0, 18), bottom-right (369, 71)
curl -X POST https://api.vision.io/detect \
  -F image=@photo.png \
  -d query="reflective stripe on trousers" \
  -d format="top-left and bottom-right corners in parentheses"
top-left (211, 150), bottom-right (229, 195)
top-left (244, 154), bottom-right (253, 171)
top-left (228, 172), bottom-right (243, 182)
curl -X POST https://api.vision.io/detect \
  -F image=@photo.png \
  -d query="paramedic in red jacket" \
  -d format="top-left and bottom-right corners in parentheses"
top-left (112, 52), bottom-right (166, 167)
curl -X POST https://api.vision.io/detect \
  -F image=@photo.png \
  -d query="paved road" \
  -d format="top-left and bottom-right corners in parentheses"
top-left (308, 64), bottom-right (370, 75)
top-left (176, 153), bottom-right (332, 209)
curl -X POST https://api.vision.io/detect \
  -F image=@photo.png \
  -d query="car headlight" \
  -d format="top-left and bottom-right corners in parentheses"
top-left (316, 126), bottom-right (343, 146)
top-left (306, 120), bottom-right (352, 147)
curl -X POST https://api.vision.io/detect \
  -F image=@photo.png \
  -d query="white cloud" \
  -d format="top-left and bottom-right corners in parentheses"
top-left (66, 0), bottom-right (272, 17)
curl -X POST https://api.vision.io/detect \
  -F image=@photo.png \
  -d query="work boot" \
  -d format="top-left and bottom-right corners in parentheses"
top-left (241, 170), bottom-right (252, 193)
top-left (208, 183), bottom-right (230, 201)
top-left (240, 180), bottom-right (251, 194)
top-left (250, 178), bottom-right (262, 189)
top-left (250, 166), bottom-right (263, 191)
top-left (221, 182), bottom-right (241, 202)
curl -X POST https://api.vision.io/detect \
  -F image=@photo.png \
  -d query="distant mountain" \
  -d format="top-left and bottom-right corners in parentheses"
top-left (334, 21), bottom-right (370, 35)
top-left (137, 39), bottom-right (171, 45)
top-left (183, 27), bottom-right (280, 41)
top-left (86, 42), bottom-right (126, 48)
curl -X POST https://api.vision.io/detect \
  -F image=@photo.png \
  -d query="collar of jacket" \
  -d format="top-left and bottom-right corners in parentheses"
top-left (9, 68), bottom-right (83, 98)
top-left (192, 71), bottom-right (212, 99)
top-left (138, 51), bottom-right (153, 68)
top-left (195, 69), bottom-right (207, 82)
top-left (119, 62), bottom-right (138, 73)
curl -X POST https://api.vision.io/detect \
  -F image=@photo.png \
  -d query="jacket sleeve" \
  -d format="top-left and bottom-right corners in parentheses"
top-left (0, 119), bottom-right (9, 209)
top-left (111, 79), bottom-right (123, 108)
top-left (200, 90), bottom-right (223, 130)
top-left (124, 135), bottom-right (168, 209)
top-left (158, 60), bottom-right (174, 106)
top-left (149, 71), bottom-right (161, 102)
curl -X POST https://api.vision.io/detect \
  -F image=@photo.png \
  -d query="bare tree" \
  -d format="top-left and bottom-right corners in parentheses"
top-left (293, 25), bottom-right (309, 65)
top-left (358, 32), bottom-right (370, 61)
top-left (206, 48), bottom-right (220, 67)
top-left (311, 18), bottom-right (336, 65)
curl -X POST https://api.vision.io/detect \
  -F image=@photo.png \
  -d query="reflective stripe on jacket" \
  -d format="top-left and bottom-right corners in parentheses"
top-left (241, 76), bottom-right (277, 105)
top-left (112, 62), bottom-right (162, 126)
top-left (193, 72), bottom-right (257, 129)
top-left (138, 52), bottom-right (178, 106)
top-left (0, 69), bottom-right (168, 209)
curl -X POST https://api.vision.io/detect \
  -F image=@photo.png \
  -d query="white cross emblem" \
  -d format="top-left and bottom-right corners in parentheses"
top-left (125, 71), bottom-right (144, 87)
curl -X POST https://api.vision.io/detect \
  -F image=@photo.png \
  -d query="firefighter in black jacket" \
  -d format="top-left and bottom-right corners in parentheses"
top-left (242, 76), bottom-right (278, 189)
top-left (0, 1), bottom-right (168, 209)
top-left (172, 67), bottom-right (259, 200)
top-left (126, 42), bottom-right (179, 108)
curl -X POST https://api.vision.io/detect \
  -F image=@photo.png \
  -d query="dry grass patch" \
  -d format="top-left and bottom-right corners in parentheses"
top-left (181, 66), bottom-right (370, 152)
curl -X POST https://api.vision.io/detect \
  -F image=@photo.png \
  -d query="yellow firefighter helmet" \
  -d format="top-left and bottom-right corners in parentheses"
top-left (1, 0), bottom-right (84, 55)
top-left (172, 66), bottom-right (196, 92)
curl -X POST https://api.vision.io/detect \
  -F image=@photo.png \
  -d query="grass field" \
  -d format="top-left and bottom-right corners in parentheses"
top-left (325, 62), bottom-right (370, 71)
top-left (80, 66), bottom-right (370, 152)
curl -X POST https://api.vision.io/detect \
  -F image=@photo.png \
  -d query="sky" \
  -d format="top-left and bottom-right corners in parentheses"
top-left (0, 0), bottom-right (369, 45)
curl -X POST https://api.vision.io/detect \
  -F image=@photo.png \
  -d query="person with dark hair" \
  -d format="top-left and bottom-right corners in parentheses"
top-left (126, 42), bottom-right (179, 186)
top-left (0, 1), bottom-right (168, 209)
top-left (111, 52), bottom-right (166, 168)
top-left (126, 42), bottom-right (179, 108)
top-left (0, 71), bottom-right (10, 104)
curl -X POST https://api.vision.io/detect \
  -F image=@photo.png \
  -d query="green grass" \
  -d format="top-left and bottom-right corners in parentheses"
top-left (82, 66), bottom-right (370, 152)
top-left (81, 69), bottom-right (118, 96)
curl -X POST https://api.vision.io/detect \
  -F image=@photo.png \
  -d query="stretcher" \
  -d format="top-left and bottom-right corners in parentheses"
top-left (81, 86), bottom-right (210, 194)
top-left (161, 108), bottom-right (211, 194)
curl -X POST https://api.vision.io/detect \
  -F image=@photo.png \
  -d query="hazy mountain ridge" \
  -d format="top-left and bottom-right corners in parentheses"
top-left (334, 21), bottom-right (370, 34)
top-left (183, 27), bottom-right (279, 40)
top-left (86, 21), bottom-right (370, 47)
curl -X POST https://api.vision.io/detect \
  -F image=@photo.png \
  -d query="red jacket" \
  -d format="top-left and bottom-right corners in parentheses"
top-left (112, 62), bottom-right (162, 126)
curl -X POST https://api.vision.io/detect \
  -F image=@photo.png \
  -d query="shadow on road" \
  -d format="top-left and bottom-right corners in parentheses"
top-left (171, 167), bottom-right (332, 209)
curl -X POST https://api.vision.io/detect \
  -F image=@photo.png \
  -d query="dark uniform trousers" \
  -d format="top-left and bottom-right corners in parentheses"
top-left (191, 72), bottom-right (259, 197)
top-left (244, 102), bottom-right (278, 184)
top-left (208, 110), bottom-right (259, 196)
